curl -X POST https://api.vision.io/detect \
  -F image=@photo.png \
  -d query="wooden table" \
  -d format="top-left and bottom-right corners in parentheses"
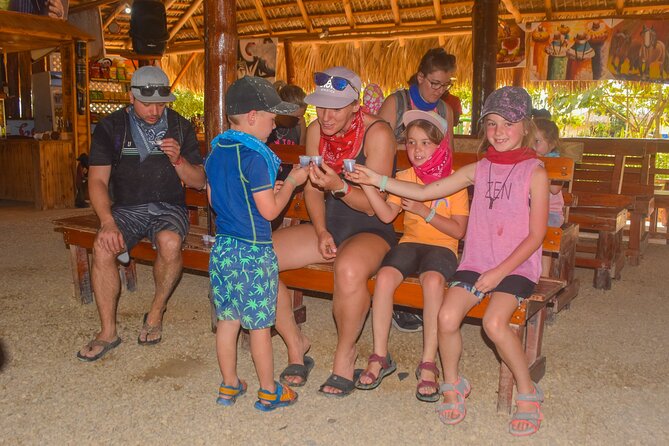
top-left (568, 206), bottom-right (627, 290)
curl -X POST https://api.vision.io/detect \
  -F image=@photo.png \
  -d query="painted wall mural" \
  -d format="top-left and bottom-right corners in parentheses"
top-left (528, 19), bottom-right (669, 83)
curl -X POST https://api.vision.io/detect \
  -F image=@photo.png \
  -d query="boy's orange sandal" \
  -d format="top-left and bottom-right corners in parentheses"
top-left (509, 383), bottom-right (544, 436)
top-left (255, 382), bottom-right (298, 412)
top-left (216, 379), bottom-right (247, 407)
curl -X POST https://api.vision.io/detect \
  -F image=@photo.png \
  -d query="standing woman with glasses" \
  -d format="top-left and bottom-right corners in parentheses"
top-left (377, 49), bottom-right (458, 339)
top-left (379, 48), bottom-right (457, 151)
top-left (271, 66), bottom-right (397, 397)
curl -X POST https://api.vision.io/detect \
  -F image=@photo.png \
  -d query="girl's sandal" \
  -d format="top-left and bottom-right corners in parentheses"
top-left (254, 381), bottom-right (298, 412)
top-left (216, 379), bottom-right (247, 407)
top-left (509, 383), bottom-right (544, 437)
top-left (354, 353), bottom-right (397, 390)
top-left (415, 361), bottom-right (440, 403)
top-left (436, 376), bottom-right (472, 425)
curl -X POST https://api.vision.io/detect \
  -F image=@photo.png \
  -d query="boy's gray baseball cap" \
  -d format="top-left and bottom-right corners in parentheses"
top-left (226, 76), bottom-right (299, 115)
top-left (480, 86), bottom-right (532, 123)
top-left (130, 66), bottom-right (176, 103)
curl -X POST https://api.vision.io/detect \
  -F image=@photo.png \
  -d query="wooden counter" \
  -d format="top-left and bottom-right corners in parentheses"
top-left (0, 138), bottom-right (75, 209)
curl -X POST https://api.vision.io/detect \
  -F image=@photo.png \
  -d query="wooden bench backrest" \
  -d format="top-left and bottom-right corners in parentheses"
top-left (568, 138), bottom-right (656, 196)
top-left (271, 144), bottom-right (574, 255)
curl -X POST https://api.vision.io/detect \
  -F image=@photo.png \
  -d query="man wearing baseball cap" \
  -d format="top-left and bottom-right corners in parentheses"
top-left (78, 66), bottom-right (205, 362)
top-left (270, 66), bottom-right (398, 397)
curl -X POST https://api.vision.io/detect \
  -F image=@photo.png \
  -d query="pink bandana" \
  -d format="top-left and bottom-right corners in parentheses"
top-left (412, 137), bottom-right (453, 184)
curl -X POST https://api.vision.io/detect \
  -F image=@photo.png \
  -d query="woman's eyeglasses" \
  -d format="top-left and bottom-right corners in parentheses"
top-left (314, 72), bottom-right (359, 94)
top-left (131, 85), bottom-right (172, 97)
top-left (424, 76), bottom-right (455, 92)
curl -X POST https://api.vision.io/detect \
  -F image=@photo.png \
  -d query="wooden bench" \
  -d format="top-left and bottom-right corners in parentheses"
top-left (569, 138), bottom-right (656, 268)
top-left (272, 145), bottom-right (576, 413)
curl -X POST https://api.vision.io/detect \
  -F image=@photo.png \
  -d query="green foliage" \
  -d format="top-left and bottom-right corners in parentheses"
top-left (171, 89), bottom-right (204, 120)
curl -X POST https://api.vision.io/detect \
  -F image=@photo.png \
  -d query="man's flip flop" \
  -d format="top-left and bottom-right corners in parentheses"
top-left (279, 356), bottom-right (315, 387)
top-left (138, 313), bottom-right (163, 345)
top-left (318, 370), bottom-right (363, 398)
top-left (76, 337), bottom-right (122, 362)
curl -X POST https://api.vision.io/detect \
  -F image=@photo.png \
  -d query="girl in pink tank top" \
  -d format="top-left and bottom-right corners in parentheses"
top-left (347, 87), bottom-right (549, 437)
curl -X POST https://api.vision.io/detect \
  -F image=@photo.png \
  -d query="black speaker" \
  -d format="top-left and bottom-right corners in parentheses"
top-left (130, 0), bottom-right (169, 55)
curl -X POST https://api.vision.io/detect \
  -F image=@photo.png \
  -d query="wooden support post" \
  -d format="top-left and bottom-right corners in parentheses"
top-left (285, 41), bottom-right (295, 85)
top-left (470, 0), bottom-right (498, 135)
top-left (5, 53), bottom-right (19, 118)
top-left (18, 52), bottom-right (32, 119)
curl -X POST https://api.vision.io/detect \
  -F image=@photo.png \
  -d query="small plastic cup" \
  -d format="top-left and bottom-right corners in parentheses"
top-left (154, 139), bottom-right (163, 150)
top-left (343, 159), bottom-right (356, 173)
top-left (299, 155), bottom-right (311, 168)
top-left (311, 155), bottom-right (323, 167)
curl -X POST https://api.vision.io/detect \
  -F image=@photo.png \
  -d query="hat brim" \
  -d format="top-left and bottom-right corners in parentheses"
top-left (136, 92), bottom-right (177, 103)
top-left (267, 101), bottom-right (299, 115)
top-left (304, 92), bottom-right (357, 109)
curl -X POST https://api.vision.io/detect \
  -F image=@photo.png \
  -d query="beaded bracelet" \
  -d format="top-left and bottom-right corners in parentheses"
top-left (424, 208), bottom-right (437, 223)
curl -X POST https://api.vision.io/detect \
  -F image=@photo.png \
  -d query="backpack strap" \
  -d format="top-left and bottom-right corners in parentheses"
top-left (394, 89), bottom-right (410, 141)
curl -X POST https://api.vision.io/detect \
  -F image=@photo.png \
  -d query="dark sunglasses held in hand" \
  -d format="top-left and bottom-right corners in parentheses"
top-left (131, 85), bottom-right (172, 97)
top-left (314, 73), bottom-right (359, 94)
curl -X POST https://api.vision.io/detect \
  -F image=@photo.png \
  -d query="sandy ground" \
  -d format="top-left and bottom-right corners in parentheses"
top-left (1, 201), bottom-right (668, 445)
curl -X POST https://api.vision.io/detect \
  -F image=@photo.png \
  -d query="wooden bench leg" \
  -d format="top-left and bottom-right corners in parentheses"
top-left (497, 323), bottom-right (524, 414)
top-left (69, 245), bottom-right (93, 305)
top-left (626, 212), bottom-right (642, 266)
top-left (124, 260), bottom-right (137, 292)
top-left (593, 231), bottom-right (614, 290)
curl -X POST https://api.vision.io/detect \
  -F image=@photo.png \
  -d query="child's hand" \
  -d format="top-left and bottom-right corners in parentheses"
top-left (346, 164), bottom-right (381, 188)
top-left (474, 268), bottom-right (505, 294)
top-left (274, 180), bottom-right (285, 193)
top-left (401, 198), bottom-right (428, 217)
top-left (289, 164), bottom-right (309, 186)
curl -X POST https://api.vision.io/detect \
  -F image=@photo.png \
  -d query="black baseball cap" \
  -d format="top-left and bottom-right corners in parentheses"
top-left (226, 76), bottom-right (299, 115)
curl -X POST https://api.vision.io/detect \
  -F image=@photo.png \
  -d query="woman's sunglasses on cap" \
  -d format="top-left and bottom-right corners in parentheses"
top-left (131, 85), bottom-right (172, 97)
top-left (314, 72), bottom-right (359, 94)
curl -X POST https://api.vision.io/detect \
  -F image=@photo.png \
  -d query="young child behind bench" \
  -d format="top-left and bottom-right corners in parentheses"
top-left (205, 76), bottom-right (308, 411)
top-left (348, 87), bottom-right (549, 436)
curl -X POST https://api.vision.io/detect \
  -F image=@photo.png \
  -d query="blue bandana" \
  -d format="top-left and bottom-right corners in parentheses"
top-left (409, 83), bottom-right (440, 111)
top-left (211, 129), bottom-right (281, 185)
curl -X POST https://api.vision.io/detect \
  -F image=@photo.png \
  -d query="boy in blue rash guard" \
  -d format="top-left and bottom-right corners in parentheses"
top-left (205, 76), bottom-right (308, 411)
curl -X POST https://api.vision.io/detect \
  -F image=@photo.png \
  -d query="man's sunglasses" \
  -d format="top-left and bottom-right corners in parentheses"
top-left (131, 85), bottom-right (172, 97)
top-left (314, 72), bottom-right (359, 94)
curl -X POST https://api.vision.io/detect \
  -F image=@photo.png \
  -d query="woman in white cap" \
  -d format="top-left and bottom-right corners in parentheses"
top-left (272, 66), bottom-right (396, 397)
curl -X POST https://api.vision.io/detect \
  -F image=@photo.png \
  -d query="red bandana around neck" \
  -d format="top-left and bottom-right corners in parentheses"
top-left (484, 146), bottom-right (537, 164)
top-left (412, 137), bottom-right (453, 184)
top-left (319, 110), bottom-right (364, 174)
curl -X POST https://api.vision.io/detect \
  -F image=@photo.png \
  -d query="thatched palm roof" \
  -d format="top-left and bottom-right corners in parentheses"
top-left (70, 0), bottom-right (669, 92)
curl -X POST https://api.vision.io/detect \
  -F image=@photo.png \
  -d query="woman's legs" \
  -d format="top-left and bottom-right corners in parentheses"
top-left (357, 266), bottom-right (403, 386)
top-left (437, 287), bottom-right (478, 419)
top-left (482, 292), bottom-right (537, 431)
top-left (416, 271), bottom-right (446, 396)
top-left (273, 224), bottom-right (331, 384)
top-left (321, 233), bottom-right (391, 395)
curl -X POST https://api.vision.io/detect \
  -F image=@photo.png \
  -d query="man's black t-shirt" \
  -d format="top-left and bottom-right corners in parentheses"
top-left (89, 107), bottom-right (202, 207)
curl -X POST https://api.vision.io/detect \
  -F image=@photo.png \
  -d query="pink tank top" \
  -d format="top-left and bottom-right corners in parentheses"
top-left (549, 191), bottom-right (565, 219)
top-left (457, 158), bottom-right (543, 283)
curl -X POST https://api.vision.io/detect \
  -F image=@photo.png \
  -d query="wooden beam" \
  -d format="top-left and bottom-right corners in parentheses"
top-left (189, 17), bottom-right (203, 41)
top-left (169, 0), bottom-right (203, 41)
top-left (295, 0), bottom-right (313, 33)
top-left (285, 41), bottom-right (295, 84)
top-left (616, 0), bottom-right (625, 15)
top-left (390, 0), bottom-right (401, 25)
top-left (69, 0), bottom-right (119, 14)
top-left (343, 0), bottom-right (356, 29)
top-left (171, 52), bottom-right (197, 89)
top-left (544, 0), bottom-right (552, 20)
top-left (500, 0), bottom-right (522, 23)
top-left (432, 0), bottom-right (442, 24)
top-left (252, 0), bottom-right (272, 34)
top-left (471, 0), bottom-right (498, 135)
top-left (103, 3), bottom-right (127, 30)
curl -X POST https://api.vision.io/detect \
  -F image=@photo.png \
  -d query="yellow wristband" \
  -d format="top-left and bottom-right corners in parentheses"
top-left (285, 176), bottom-right (298, 187)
